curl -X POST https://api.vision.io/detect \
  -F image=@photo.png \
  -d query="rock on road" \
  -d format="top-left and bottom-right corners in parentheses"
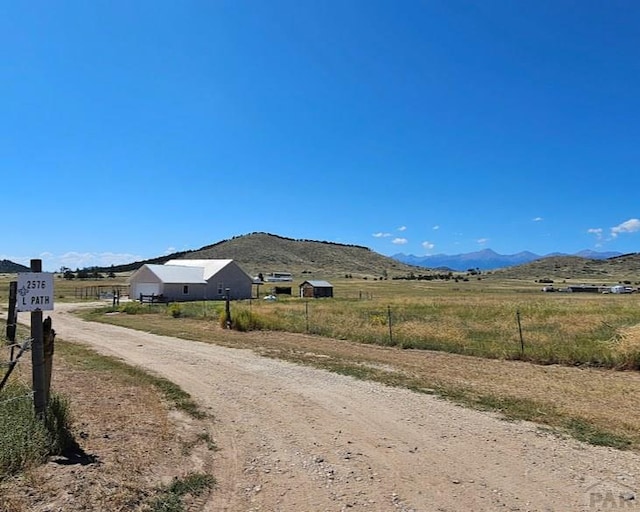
top-left (38, 304), bottom-right (640, 511)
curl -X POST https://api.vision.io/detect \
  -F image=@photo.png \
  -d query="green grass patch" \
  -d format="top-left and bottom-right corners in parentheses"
top-left (148, 472), bottom-right (216, 512)
top-left (564, 418), bottom-right (632, 450)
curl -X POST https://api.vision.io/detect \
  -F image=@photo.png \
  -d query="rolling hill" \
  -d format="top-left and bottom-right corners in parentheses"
top-left (105, 232), bottom-right (421, 278)
top-left (0, 259), bottom-right (30, 273)
top-left (488, 252), bottom-right (640, 282)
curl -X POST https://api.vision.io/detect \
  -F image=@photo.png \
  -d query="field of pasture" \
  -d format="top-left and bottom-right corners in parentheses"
top-left (171, 276), bottom-right (640, 370)
top-left (3, 272), bottom-right (640, 371)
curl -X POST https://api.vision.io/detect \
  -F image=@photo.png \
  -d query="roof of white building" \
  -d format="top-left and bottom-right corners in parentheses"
top-left (144, 264), bottom-right (207, 284)
top-left (164, 259), bottom-right (235, 280)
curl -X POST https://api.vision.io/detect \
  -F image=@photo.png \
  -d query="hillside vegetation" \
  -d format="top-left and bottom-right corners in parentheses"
top-left (182, 232), bottom-right (419, 278)
top-left (104, 232), bottom-right (420, 278)
top-left (0, 259), bottom-right (29, 273)
top-left (488, 253), bottom-right (640, 282)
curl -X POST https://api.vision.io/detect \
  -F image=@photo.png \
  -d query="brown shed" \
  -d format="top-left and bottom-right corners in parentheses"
top-left (299, 280), bottom-right (334, 299)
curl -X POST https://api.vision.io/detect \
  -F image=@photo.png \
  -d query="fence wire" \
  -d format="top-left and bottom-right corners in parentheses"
top-left (0, 391), bottom-right (34, 406)
top-left (0, 337), bottom-right (33, 394)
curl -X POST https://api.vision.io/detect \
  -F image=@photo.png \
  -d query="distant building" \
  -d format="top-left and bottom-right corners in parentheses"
top-left (264, 272), bottom-right (293, 282)
top-left (129, 259), bottom-right (253, 302)
top-left (565, 285), bottom-right (604, 293)
top-left (299, 280), bottom-right (334, 299)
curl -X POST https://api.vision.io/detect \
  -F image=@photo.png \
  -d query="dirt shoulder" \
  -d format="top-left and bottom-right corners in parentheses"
top-left (5, 303), bottom-right (640, 511)
top-left (0, 338), bottom-right (217, 511)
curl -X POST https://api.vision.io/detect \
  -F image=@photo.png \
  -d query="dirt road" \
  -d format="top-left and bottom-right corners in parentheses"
top-left (41, 304), bottom-right (640, 511)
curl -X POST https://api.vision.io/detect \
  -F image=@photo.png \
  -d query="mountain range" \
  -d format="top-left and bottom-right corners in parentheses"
top-left (392, 249), bottom-right (623, 271)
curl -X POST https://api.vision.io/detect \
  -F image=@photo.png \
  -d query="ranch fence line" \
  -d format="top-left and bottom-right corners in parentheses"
top-left (74, 285), bottom-right (128, 301)
top-left (243, 300), bottom-right (531, 357)
top-left (0, 391), bottom-right (35, 406)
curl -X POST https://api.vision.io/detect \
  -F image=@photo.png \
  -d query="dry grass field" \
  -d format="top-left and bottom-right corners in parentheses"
top-left (78, 274), bottom-right (640, 451)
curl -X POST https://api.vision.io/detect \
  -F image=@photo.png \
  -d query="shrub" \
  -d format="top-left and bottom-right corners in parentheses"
top-left (45, 395), bottom-right (74, 455)
top-left (167, 304), bottom-right (183, 318)
top-left (222, 308), bottom-right (266, 332)
top-left (121, 302), bottom-right (146, 315)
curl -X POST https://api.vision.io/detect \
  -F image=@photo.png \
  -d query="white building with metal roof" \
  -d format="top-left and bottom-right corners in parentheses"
top-left (129, 259), bottom-right (253, 302)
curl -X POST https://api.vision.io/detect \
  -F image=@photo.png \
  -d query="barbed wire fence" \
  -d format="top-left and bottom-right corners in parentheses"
top-left (0, 337), bottom-right (33, 396)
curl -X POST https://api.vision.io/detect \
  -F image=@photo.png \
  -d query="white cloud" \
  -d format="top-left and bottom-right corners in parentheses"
top-left (477, 238), bottom-right (489, 245)
top-left (533, 217), bottom-right (543, 222)
top-left (588, 228), bottom-right (604, 244)
top-left (421, 241), bottom-right (435, 251)
top-left (0, 254), bottom-right (29, 268)
top-left (2, 251), bottom-right (143, 272)
top-left (56, 251), bottom-right (143, 270)
top-left (432, 225), bottom-right (440, 230)
top-left (392, 238), bottom-right (408, 245)
top-left (397, 226), bottom-right (407, 232)
top-left (373, 232), bottom-right (392, 238)
top-left (611, 218), bottom-right (640, 238)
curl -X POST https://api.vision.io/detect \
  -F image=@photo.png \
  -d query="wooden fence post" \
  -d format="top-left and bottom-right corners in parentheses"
top-left (7, 281), bottom-right (17, 360)
top-left (225, 288), bottom-right (231, 328)
top-left (30, 259), bottom-right (47, 419)
top-left (517, 310), bottom-right (525, 357)
top-left (43, 316), bottom-right (55, 403)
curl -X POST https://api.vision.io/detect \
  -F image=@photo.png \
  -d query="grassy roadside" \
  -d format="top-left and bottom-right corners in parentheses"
top-left (56, 340), bottom-right (207, 420)
top-left (82, 306), bottom-right (640, 451)
top-left (1, 330), bottom-right (215, 512)
top-left (0, 382), bottom-right (74, 478)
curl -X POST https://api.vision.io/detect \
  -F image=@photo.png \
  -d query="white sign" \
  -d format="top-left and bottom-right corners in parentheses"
top-left (16, 272), bottom-right (54, 312)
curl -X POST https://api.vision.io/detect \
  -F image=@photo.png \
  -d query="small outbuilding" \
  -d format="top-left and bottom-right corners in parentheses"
top-left (299, 280), bottom-right (334, 299)
top-left (129, 259), bottom-right (253, 302)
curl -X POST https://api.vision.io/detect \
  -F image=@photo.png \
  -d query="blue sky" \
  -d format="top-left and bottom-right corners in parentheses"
top-left (2, 0), bottom-right (639, 271)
